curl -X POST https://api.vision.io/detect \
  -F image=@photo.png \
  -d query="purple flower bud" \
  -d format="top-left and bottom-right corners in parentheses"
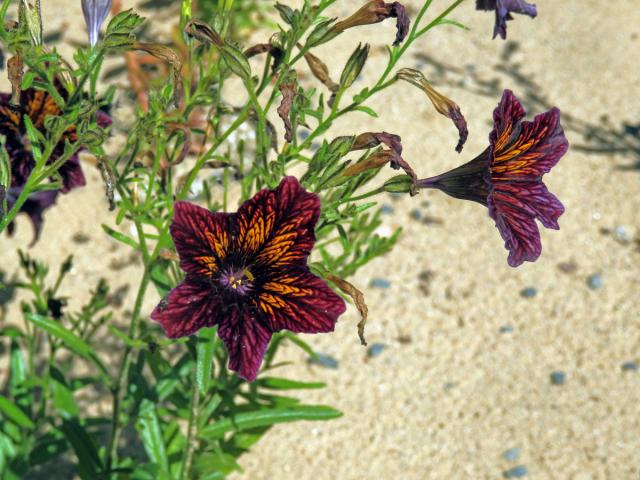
top-left (81, 0), bottom-right (112, 47)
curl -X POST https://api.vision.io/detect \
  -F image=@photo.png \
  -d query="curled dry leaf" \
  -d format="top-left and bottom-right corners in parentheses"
top-left (326, 273), bottom-right (369, 346)
top-left (7, 55), bottom-right (24, 105)
top-left (277, 78), bottom-right (297, 143)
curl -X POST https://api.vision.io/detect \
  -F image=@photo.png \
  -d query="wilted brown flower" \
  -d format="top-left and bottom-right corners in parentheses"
top-left (396, 68), bottom-right (468, 153)
top-left (332, 1), bottom-right (410, 46)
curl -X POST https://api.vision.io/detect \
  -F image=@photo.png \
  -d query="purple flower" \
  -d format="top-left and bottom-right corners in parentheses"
top-left (417, 90), bottom-right (568, 267)
top-left (151, 177), bottom-right (346, 381)
top-left (476, 0), bottom-right (537, 39)
top-left (0, 87), bottom-right (112, 242)
top-left (81, 0), bottom-right (112, 47)
top-left (5, 187), bottom-right (58, 244)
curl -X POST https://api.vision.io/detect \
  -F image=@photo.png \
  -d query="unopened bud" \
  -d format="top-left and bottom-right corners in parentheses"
top-left (221, 43), bottom-right (252, 81)
top-left (306, 18), bottom-right (341, 48)
top-left (340, 43), bottom-right (369, 90)
top-left (383, 174), bottom-right (414, 193)
top-left (18, 0), bottom-right (42, 46)
top-left (303, 50), bottom-right (339, 92)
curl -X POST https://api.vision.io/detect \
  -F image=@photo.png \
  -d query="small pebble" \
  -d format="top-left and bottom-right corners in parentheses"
top-left (499, 325), bottom-right (514, 334)
top-left (379, 204), bottom-right (394, 215)
top-left (557, 261), bottom-right (578, 274)
top-left (366, 343), bottom-right (386, 358)
top-left (586, 274), bottom-right (603, 290)
top-left (503, 465), bottom-right (528, 478)
top-left (613, 225), bottom-right (631, 244)
top-left (621, 361), bottom-right (638, 372)
top-left (409, 209), bottom-right (422, 220)
top-left (370, 278), bottom-right (391, 289)
top-left (550, 371), bottom-right (566, 385)
top-left (520, 287), bottom-right (537, 298)
top-left (502, 447), bottom-right (521, 462)
top-left (308, 353), bottom-right (339, 369)
top-left (297, 130), bottom-right (310, 140)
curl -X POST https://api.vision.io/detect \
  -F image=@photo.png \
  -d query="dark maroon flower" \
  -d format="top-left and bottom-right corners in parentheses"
top-left (5, 187), bottom-right (58, 244)
top-left (476, 0), bottom-right (537, 39)
top-left (0, 87), bottom-right (111, 242)
top-left (417, 90), bottom-right (568, 267)
top-left (151, 177), bottom-right (346, 381)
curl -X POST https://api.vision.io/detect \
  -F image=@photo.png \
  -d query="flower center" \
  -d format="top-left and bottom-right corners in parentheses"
top-left (219, 267), bottom-right (254, 295)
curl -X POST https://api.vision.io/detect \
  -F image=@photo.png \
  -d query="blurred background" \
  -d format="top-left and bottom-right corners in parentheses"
top-left (1, 0), bottom-right (639, 478)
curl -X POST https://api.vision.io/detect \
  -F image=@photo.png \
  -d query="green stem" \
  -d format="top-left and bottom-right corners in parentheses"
top-left (105, 261), bottom-right (150, 474)
top-left (179, 367), bottom-right (201, 480)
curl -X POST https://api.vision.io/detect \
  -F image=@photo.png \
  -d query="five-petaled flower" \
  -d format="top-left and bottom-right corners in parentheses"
top-left (417, 89), bottom-right (568, 267)
top-left (476, 0), bottom-right (537, 39)
top-left (0, 87), bottom-right (111, 242)
top-left (151, 177), bottom-right (346, 381)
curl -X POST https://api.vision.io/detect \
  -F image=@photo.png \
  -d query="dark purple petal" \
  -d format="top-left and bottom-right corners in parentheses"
top-left (416, 149), bottom-right (491, 205)
top-left (255, 269), bottom-right (346, 334)
top-left (151, 278), bottom-right (221, 338)
top-left (5, 188), bottom-right (58, 245)
top-left (477, 0), bottom-right (537, 39)
top-left (57, 155), bottom-right (86, 193)
top-left (171, 201), bottom-right (233, 278)
top-left (490, 90), bottom-right (568, 181)
top-left (389, 2), bottom-right (410, 46)
top-left (488, 187), bottom-right (542, 267)
top-left (235, 176), bottom-right (320, 268)
top-left (96, 109), bottom-right (113, 129)
top-left (217, 305), bottom-right (273, 381)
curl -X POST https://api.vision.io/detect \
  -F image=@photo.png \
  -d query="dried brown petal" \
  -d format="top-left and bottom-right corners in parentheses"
top-left (326, 273), bottom-right (369, 346)
top-left (341, 150), bottom-right (393, 177)
top-left (277, 78), bottom-right (297, 143)
top-left (396, 68), bottom-right (468, 152)
top-left (7, 55), bottom-right (24, 105)
top-left (332, 0), bottom-right (410, 46)
top-left (351, 131), bottom-right (417, 194)
top-left (184, 19), bottom-right (223, 47)
top-left (132, 42), bottom-right (183, 107)
top-left (244, 43), bottom-right (284, 71)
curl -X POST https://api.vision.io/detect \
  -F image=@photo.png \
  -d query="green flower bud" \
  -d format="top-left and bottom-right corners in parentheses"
top-left (383, 174), bottom-right (414, 193)
top-left (340, 43), bottom-right (369, 90)
top-left (306, 18), bottom-right (341, 48)
top-left (221, 43), bottom-right (252, 81)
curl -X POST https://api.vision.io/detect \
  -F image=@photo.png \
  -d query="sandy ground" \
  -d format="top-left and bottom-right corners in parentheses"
top-left (1, 1), bottom-right (640, 479)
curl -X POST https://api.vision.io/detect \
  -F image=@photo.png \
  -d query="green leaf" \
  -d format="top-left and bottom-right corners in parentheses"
top-left (150, 259), bottom-right (173, 298)
top-left (49, 367), bottom-right (80, 418)
top-left (257, 377), bottom-right (326, 390)
top-left (102, 224), bottom-right (140, 250)
top-left (353, 105), bottom-right (378, 117)
top-left (192, 451), bottom-right (241, 478)
top-left (199, 405), bottom-right (342, 440)
top-left (136, 399), bottom-right (169, 473)
top-left (436, 18), bottom-right (470, 30)
top-left (9, 340), bottom-right (26, 389)
top-left (196, 327), bottom-right (217, 394)
top-left (57, 419), bottom-right (102, 480)
top-left (0, 395), bottom-right (34, 429)
top-left (25, 314), bottom-right (108, 377)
